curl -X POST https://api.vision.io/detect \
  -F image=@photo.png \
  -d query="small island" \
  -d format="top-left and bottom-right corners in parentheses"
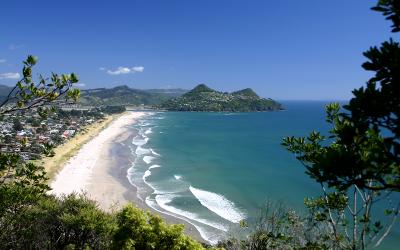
top-left (159, 84), bottom-right (282, 112)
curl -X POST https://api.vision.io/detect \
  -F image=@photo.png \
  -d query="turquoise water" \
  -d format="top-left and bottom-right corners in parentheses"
top-left (127, 101), bottom-right (399, 247)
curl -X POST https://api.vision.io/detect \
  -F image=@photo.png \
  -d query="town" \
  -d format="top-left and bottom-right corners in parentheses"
top-left (0, 105), bottom-right (125, 161)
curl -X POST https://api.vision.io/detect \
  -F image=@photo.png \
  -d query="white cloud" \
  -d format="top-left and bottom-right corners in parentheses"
top-left (0, 59), bottom-right (6, 63)
top-left (132, 66), bottom-right (144, 72)
top-left (0, 72), bottom-right (20, 79)
top-left (99, 67), bottom-right (106, 71)
top-left (105, 66), bottom-right (145, 75)
top-left (107, 67), bottom-right (130, 75)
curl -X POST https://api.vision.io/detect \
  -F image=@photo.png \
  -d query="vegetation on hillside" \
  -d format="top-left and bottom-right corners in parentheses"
top-left (160, 84), bottom-right (282, 112)
top-left (1, 193), bottom-right (205, 249)
top-left (79, 85), bottom-right (187, 107)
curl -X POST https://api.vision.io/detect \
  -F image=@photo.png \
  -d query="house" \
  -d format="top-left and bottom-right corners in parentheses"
top-left (49, 129), bottom-right (60, 134)
top-left (62, 129), bottom-right (76, 139)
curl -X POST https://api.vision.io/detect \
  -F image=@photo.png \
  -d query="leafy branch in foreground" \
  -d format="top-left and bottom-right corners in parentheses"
top-left (282, 1), bottom-right (400, 249)
top-left (218, 201), bottom-right (333, 250)
top-left (0, 55), bottom-right (81, 248)
top-left (0, 55), bottom-right (80, 117)
top-left (372, 0), bottom-right (400, 32)
top-left (0, 55), bottom-right (81, 185)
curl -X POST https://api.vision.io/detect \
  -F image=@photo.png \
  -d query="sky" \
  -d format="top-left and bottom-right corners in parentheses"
top-left (0, 0), bottom-right (395, 100)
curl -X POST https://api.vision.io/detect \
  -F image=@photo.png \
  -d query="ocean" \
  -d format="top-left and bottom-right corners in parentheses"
top-left (126, 101), bottom-right (399, 247)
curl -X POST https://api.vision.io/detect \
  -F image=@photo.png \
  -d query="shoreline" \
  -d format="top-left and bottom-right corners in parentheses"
top-left (49, 111), bottom-right (206, 243)
top-left (36, 113), bottom-right (124, 181)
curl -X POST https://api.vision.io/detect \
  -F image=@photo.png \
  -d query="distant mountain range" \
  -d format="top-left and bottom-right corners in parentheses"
top-left (159, 84), bottom-right (282, 112)
top-left (78, 85), bottom-right (187, 106)
top-left (0, 85), bottom-right (14, 103)
top-left (0, 84), bottom-right (187, 106)
top-left (1, 84), bottom-right (282, 112)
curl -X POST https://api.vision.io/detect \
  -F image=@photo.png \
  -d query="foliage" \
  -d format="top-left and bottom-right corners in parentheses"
top-left (218, 202), bottom-right (331, 250)
top-left (0, 153), bottom-right (50, 248)
top-left (282, 1), bottom-right (400, 249)
top-left (0, 194), bottom-right (115, 249)
top-left (160, 84), bottom-right (282, 112)
top-left (0, 55), bottom-right (80, 118)
top-left (113, 204), bottom-right (204, 250)
top-left (0, 192), bottom-right (212, 250)
top-left (372, 0), bottom-right (400, 32)
top-left (99, 105), bottom-right (126, 114)
top-left (0, 153), bottom-right (49, 213)
top-left (12, 117), bottom-right (24, 131)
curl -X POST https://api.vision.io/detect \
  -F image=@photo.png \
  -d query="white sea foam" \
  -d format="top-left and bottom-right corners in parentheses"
top-left (141, 170), bottom-right (165, 195)
top-left (135, 146), bottom-right (151, 155)
top-left (132, 136), bottom-right (148, 146)
top-left (143, 156), bottom-right (156, 164)
top-left (174, 175), bottom-right (182, 180)
top-left (50, 112), bottom-right (147, 195)
top-left (140, 122), bottom-right (154, 127)
top-left (145, 128), bottom-right (153, 134)
top-left (150, 148), bottom-right (161, 156)
top-left (154, 194), bottom-right (229, 232)
top-left (143, 170), bottom-right (151, 181)
top-left (145, 197), bottom-right (224, 245)
top-left (189, 186), bottom-right (246, 223)
top-left (149, 164), bottom-right (161, 169)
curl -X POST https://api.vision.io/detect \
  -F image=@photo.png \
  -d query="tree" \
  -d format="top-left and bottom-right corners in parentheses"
top-left (3, 134), bottom-right (13, 144)
top-left (0, 55), bottom-right (80, 118)
top-left (1, 54), bottom-right (80, 179)
top-left (113, 204), bottom-right (204, 250)
top-left (0, 194), bottom-right (115, 249)
top-left (31, 118), bottom-right (41, 127)
top-left (12, 118), bottom-right (24, 132)
top-left (0, 56), bottom-right (81, 247)
top-left (282, 1), bottom-right (400, 249)
top-left (218, 201), bottom-right (331, 250)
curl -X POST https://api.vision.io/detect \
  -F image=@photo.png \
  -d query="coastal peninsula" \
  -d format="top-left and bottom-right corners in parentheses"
top-left (159, 84), bottom-right (282, 112)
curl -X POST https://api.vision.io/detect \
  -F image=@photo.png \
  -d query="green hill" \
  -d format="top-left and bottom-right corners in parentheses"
top-left (159, 84), bottom-right (282, 112)
top-left (231, 88), bottom-right (259, 98)
top-left (0, 84), bottom-right (14, 103)
top-left (79, 85), bottom-right (187, 106)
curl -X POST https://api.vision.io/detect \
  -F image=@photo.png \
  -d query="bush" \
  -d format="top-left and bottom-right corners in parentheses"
top-left (0, 192), bottom-right (209, 250)
top-left (113, 204), bottom-right (204, 250)
top-left (218, 202), bottom-right (330, 250)
top-left (0, 194), bottom-right (115, 249)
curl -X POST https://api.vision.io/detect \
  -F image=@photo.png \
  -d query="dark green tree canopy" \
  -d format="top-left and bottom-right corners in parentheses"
top-left (283, 1), bottom-right (400, 193)
top-left (283, 2), bottom-right (400, 248)
top-left (372, 0), bottom-right (400, 32)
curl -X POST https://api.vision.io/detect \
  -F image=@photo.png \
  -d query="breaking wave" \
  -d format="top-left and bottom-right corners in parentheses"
top-left (189, 186), bottom-right (246, 223)
top-left (143, 156), bottom-right (156, 164)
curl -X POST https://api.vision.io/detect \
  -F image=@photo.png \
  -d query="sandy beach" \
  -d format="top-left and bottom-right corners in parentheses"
top-left (49, 111), bottom-right (205, 243)
top-left (37, 114), bottom-right (122, 181)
